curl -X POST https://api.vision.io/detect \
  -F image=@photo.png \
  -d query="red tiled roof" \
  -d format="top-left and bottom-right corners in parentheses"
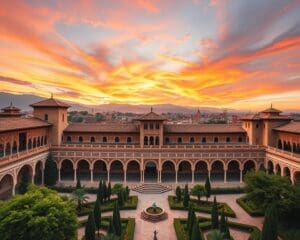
top-left (137, 111), bottom-right (166, 121)
top-left (0, 117), bottom-right (51, 132)
top-left (164, 124), bottom-right (246, 133)
top-left (30, 98), bottom-right (70, 108)
top-left (64, 123), bottom-right (140, 133)
top-left (261, 107), bottom-right (282, 113)
top-left (274, 122), bottom-right (300, 134)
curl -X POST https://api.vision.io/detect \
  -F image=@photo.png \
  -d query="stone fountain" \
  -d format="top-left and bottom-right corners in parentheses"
top-left (141, 202), bottom-right (168, 222)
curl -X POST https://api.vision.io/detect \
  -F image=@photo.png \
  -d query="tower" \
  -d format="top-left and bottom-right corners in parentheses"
top-left (30, 97), bottom-right (70, 146)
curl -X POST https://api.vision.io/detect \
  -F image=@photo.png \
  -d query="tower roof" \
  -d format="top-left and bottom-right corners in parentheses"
top-left (30, 98), bottom-right (70, 108)
top-left (0, 102), bottom-right (23, 117)
top-left (136, 109), bottom-right (166, 121)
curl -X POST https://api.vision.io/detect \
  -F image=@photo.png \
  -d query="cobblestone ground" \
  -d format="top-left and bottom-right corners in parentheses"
top-left (61, 181), bottom-right (263, 240)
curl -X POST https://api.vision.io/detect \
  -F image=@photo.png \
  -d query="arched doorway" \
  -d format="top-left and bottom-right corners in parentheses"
top-left (267, 161), bottom-right (274, 174)
top-left (275, 164), bottom-right (281, 176)
top-left (144, 161), bottom-right (158, 182)
top-left (77, 160), bottom-right (91, 181)
top-left (0, 174), bottom-right (14, 200)
top-left (34, 161), bottom-right (43, 185)
top-left (178, 161), bottom-right (192, 182)
top-left (283, 167), bottom-right (291, 178)
top-left (242, 160), bottom-right (256, 180)
top-left (110, 160), bottom-right (124, 182)
top-left (294, 172), bottom-right (300, 187)
top-left (60, 159), bottom-right (74, 181)
top-left (17, 165), bottom-right (33, 193)
top-left (227, 160), bottom-right (240, 182)
top-left (126, 161), bottom-right (140, 182)
top-left (93, 160), bottom-right (107, 182)
top-left (194, 161), bottom-right (208, 182)
top-left (210, 160), bottom-right (224, 182)
top-left (161, 161), bottom-right (176, 182)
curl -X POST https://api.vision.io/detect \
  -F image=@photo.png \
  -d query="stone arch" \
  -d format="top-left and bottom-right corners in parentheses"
top-left (267, 160), bottom-right (274, 174)
top-left (5, 142), bottom-right (11, 156)
top-left (294, 171), bottom-right (300, 187)
top-left (161, 160), bottom-right (176, 183)
top-left (227, 160), bottom-right (240, 182)
top-left (178, 160), bottom-right (192, 182)
top-left (76, 159), bottom-right (91, 181)
top-left (126, 160), bottom-right (140, 182)
top-left (12, 140), bottom-right (17, 154)
top-left (242, 160), bottom-right (256, 178)
top-left (0, 174), bottom-right (14, 200)
top-left (34, 161), bottom-right (43, 185)
top-left (16, 164), bottom-right (33, 193)
top-left (144, 160), bottom-right (158, 182)
top-left (275, 164), bottom-right (281, 176)
top-left (109, 160), bottom-right (124, 182)
top-left (283, 167), bottom-right (291, 178)
top-left (210, 160), bottom-right (225, 182)
top-left (93, 160), bottom-right (108, 182)
top-left (194, 160), bottom-right (208, 182)
top-left (60, 159), bottom-right (74, 181)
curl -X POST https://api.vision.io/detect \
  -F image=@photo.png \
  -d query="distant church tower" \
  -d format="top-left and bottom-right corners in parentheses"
top-left (30, 96), bottom-right (70, 145)
top-left (192, 109), bottom-right (201, 123)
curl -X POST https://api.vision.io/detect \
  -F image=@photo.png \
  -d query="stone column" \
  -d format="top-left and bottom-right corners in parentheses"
top-left (140, 170), bottom-right (143, 183)
top-left (240, 169), bottom-right (243, 183)
top-left (107, 167), bottom-right (110, 183)
top-left (175, 170), bottom-right (178, 184)
top-left (41, 165), bottom-right (45, 185)
top-left (74, 168), bottom-right (77, 183)
top-left (224, 168), bottom-right (227, 183)
top-left (192, 170), bottom-right (195, 184)
top-left (32, 168), bottom-right (35, 184)
top-left (142, 170), bottom-right (145, 183)
top-left (90, 168), bottom-right (93, 183)
top-left (58, 167), bottom-right (61, 182)
top-left (124, 167), bottom-right (127, 185)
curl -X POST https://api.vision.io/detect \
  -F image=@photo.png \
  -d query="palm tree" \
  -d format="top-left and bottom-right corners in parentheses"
top-left (71, 188), bottom-right (89, 212)
top-left (207, 230), bottom-right (224, 240)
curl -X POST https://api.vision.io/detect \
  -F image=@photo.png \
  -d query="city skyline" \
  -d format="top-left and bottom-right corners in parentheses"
top-left (0, 0), bottom-right (300, 110)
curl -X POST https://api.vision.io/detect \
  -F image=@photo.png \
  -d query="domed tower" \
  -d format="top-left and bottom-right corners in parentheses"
top-left (30, 96), bottom-right (70, 146)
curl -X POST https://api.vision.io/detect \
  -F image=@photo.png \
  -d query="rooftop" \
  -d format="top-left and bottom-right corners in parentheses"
top-left (64, 123), bottom-right (140, 133)
top-left (164, 124), bottom-right (245, 133)
top-left (30, 97), bottom-right (70, 108)
top-left (0, 117), bottom-right (51, 132)
top-left (136, 108), bottom-right (167, 121)
top-left (274, 121), bottom-right (300, 134)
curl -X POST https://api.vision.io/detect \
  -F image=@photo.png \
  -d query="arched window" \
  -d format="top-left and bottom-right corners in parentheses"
top-left (202, 137), bottom-right (206, 143)
top-left (28, 139), bottom-right (32, 150)
top-left (12, 141), bottom-right (17, 153)
top-left (165, 137), bottom-right (170, 144)
top-left (155, 123), bottom-right (160, 129)
top-left (150, 123), bottom-right (154, 130)
top-left (155, 136), bottom-right (159, 145)
top-left (103, 137), bottom-right (107, 143)
top-left (238, 137), bottom-right (243, 142)
top-left (226, 137), bottom-right (230, 143)
top-left (5, 142), bottom-right (11, 155)
top-left (44, 114), bottom-right (48, 121)
top-left (33, 138), bottom-right (36, 148)
top-left (41, 136), bottom-right (44, 145)
top-left (177, 137), bottom-right (182, 144)
top-left (144, 123), bottom-right (148, 130)
top-left (44, 136), bottom-right (47, 145)
top-left (115, 137), bottom-right (120, 143)
top-left (214, 137), bottom-right (218, 143)
top-left (79, 136), bottom-right (83, 143)
top-left (91, 137), bottom-right (95, 143)
top-left (67, 136), bottom-right (72, 143)
top-left (0, 144), bottom-right (4, 157)
top-left (37, 137), bottom-right (41, 147)
top-left (144, 136), bottom-right (148, 145)
top-left (190, 137), bottom-right (195, 143)
top-left (127, 137), bottom-right (132, 143)
top-left (150, 136), bottom-right (154, 145)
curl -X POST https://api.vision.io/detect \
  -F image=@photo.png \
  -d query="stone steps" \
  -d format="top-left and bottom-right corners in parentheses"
top-left (131, 183), bottom-right (172, 194)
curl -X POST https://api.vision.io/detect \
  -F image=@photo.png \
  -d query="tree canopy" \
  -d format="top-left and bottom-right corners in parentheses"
top-left (0, 186), bottom-right (78, 240)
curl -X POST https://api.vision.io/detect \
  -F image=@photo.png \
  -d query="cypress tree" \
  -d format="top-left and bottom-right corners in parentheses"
top-left (261, 203), bottom-right (278, 240)
top-left (191, 217), bottom-right (202, 240)
top-left (103, 181), bottom-right (107, 201)
top-left (219, 208), bottom-right (226, 234)
top-left (224, 217), bottom-right (231, 240)
top-left (183, 184), bottom-right (190, 208)
top-left (76, 177), bottom-right (81, 189)
top-left (211, 196), bottom-right (219, 229)
top-left (107, 217), bottom-right (115, 234)
top-left (44, 153), bottom-right (58, 186)
top-left (93, 197), bottom-right (101, 239)
top-left (108, 182), bottom-right (112, 200)
top-left (187, 204), bottom-right (193, 233)
top-left (188, 211), bottom-right (196, 240)
top-left (126, 186), bottom-right (130, 200)
top-left (98, 180), bottom-right (103, 203)
top-left (118, 190), bottom-right (124, 206)
top-left (123, 188), bottom-right (127, 202)
top-left (85, 211), bottom-right (96, 240)
top-left (18, 171), bottom-right (30, 194)
top-left (176, 186), bottom-right (182, 202)
top-left (113, 201), bottom-right (122, 236)
top-left (204, 176), bottom-right (211, 201)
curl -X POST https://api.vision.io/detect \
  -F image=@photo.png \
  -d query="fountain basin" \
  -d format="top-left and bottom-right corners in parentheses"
top-left (141, 206), bottom-right (168, 222)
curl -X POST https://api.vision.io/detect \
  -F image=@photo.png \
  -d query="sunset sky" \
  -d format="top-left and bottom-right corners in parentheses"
top-left (0, 0), bottom-right (299, 110)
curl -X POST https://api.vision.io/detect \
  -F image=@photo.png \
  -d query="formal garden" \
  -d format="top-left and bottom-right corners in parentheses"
top-left (0, 154), bottom-right (300, 240)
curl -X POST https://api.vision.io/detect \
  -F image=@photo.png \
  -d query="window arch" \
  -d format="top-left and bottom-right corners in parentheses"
top-left (12, 141), bottom-right (17, 153)
top-left (214, 137), bottom-right (219, 143)
top-left (177, 137), bottom-right (182, 144)
top-left (238, 137), bottom-right (243, 143)
top-left (44, 114), bottom-right (48, 121)
top-left (127, 137), bottom-right (132, 143)
top-left (44, 136), bottom-right (48, 145)
top-left (78, 136), bottom-right (83, 143)
top-left (27, 139), bottom-right (32, 150)
top-left (41, 136), bottom-right (44, 146)
top-left (190, 137), bottom-right (195, 143)
top-left (0, 144), bottom-right (4, 157)
top-left (149, 136), bottom-right (154, 145)
top-left (165, 137), bottom-right (170, 144)
top-left (33, 138), bottom-right (36, 148)
top-left (144, 136), bottom-right (148, 145)
top-left (102, 137), bottom-right (107, 143)
top-left (90, 137), bottom-right (95, 143)
top-left (37, 137), bottom-right (41, 147)
top-left (115, 137), bottom-right (120, 143)
top-left (155, 136), bottom-right (159, 145)
top-left (202, 137), bottom-right (206, 143)
top-left (6, 142), bottom-right (11, 155)
top-left (67, 136), bottom-right (72, 143)
top-left (226, 137), bottom-right (230, 143)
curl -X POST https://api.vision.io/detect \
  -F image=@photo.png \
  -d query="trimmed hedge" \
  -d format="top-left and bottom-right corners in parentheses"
top-left (78, 196), bottom-right (138, 216)
top-left (51, 185), bottom-right (99, 194)
top-left (168, 196), bottom-right (236, 218)
top-left (211, 186), bottom-right (246, 195)
top-left (236, 197), bottom-right (264, 217)
top-left (174, 217), bottom-right (261, 240)
top-left (80, 217), bottom-right (135, 240)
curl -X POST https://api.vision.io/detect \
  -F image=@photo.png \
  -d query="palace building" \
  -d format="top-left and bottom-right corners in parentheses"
top-left (0, 97), bottom-right (300, 199)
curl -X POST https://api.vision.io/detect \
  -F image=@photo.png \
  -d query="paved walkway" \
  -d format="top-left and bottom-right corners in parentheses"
top-left (74, 192), bottom-right (264, 240)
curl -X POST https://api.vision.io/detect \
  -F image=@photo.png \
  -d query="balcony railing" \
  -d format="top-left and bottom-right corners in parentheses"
top-left (0, 145), bottom-right (50, 167)
top-left (267, 146), bottom-right (300, 161)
